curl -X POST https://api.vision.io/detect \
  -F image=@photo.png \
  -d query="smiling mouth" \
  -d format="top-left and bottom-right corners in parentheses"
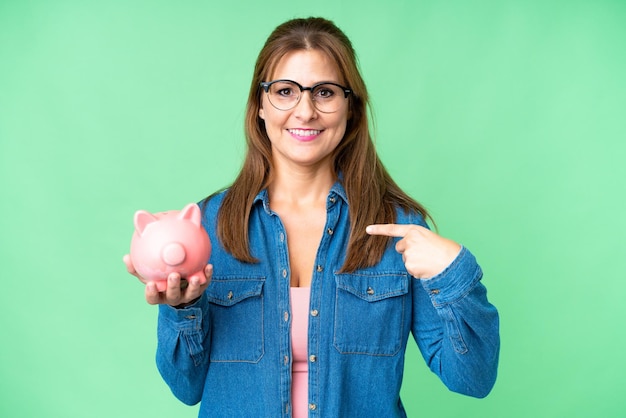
top-left (288, 129), bottom-right (322, 137)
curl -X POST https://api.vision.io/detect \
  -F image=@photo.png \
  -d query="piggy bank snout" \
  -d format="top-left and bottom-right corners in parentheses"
top-left (161, 242), bottom-right (186, 266)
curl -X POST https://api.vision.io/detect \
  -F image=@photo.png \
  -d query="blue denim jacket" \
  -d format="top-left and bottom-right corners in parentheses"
top-left (156, 182), bottom-right (499, 417)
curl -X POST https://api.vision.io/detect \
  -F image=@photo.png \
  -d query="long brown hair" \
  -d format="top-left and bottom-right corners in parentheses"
top-left (211, 17), bottom-right (431, 272)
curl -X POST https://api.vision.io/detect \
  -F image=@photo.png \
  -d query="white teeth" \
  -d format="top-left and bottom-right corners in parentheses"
top-left (289, 129), bottom-right (321, 136)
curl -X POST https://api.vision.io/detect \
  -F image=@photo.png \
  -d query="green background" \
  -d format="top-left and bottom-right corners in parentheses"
top-left (1, 0), bottom-right (625, 417)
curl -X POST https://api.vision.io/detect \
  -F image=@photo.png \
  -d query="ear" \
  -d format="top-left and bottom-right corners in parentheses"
top-left (134, 210), bottom-right (158, 236)
top-left (258, 107), bottom-right (265, 120)
top-left (178, 203), bottom-right (201, 226)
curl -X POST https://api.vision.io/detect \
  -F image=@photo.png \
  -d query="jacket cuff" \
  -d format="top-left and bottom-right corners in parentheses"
top-left (158, 292), bottom-right (208, 331)
top-left (420, 246), bottom-right (483, 307)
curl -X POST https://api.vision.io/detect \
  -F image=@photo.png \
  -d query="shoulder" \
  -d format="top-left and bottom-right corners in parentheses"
top-left (198, 189), bottom-right (229, 229)
top-left (199, 189), bottom-right (228, 210)
top-left (395, 206), bottom-right (429, 229)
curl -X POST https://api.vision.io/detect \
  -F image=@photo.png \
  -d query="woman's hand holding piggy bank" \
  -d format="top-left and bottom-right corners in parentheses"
top-left (123, 203), bottom-right (212, 307)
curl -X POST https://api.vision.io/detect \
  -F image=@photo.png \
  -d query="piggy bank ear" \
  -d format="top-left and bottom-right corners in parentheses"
top-left (178, 203), bottom-right (201, 226)
top-left (134, 210), bottom-right (158, 236)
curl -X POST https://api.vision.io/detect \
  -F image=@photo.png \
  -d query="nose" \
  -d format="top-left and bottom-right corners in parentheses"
top-left (293, 91), bottom-right (317, 120)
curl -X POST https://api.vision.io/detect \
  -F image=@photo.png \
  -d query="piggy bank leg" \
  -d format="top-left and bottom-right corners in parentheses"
top-left (154, 280), bottom-right (169, 292)
top-left (153, 278), bottom-right (191, 292)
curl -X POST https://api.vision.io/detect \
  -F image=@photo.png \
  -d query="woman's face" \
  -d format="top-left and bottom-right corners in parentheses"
top-left (259, 49), bottom-right (349, 172)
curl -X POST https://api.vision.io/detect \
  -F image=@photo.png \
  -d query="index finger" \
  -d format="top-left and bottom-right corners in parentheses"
top-left (366, 224), bottom-right (414, 237)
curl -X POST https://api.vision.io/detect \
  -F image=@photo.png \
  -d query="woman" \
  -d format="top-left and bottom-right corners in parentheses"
top-left (126, 17), bottom-right (499, 417)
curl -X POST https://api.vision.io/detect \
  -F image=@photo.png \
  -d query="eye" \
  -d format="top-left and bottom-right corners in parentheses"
top-left (314, 85), bottom-right (337, 99)
top-left (271, 81), bottom-right (298, 98)
top-left (276, 87), bottom-right (295, 97)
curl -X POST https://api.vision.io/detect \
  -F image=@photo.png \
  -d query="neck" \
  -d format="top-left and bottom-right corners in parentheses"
top-left (268, 164), bottom-right (335, 207)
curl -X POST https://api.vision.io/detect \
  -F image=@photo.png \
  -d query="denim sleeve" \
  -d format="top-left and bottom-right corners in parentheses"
top-left (411, 246), bottom-right (500, 398)
top-left (155, 292), bottom-right (211, 405)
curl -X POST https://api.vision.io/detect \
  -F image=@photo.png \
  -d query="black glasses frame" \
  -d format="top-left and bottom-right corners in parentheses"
top-left (259, 79), bottom-right (352, 112)
top-left (260, 79), bottom-right (352, 98)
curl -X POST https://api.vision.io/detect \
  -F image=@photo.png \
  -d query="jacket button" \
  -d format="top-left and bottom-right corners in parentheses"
top-left (316, 265), bottom-right (323, 272)
top-left (309, 355), bottom-right (317, 362)
top-left (309, 403), bottom-right (317, 411)
top-left (327, 228), bottom-right (333, 235)
top-left (310, 309), bottom-right (319, 317)
top-left (282, 269), bottom-right (287, 278)
top-left (227, 291), bottom-right (234, 300)
top-left (366, 287), bottom-right (375, 295)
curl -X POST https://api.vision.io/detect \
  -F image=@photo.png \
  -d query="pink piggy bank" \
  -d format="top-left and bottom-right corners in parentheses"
top-left (128, 203), bottom-right (211, 292)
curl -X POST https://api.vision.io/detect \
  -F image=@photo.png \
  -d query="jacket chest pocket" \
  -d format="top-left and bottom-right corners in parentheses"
top-left (334, 273), bottom-right (409, 356)
top-left (206, 278), bottom-right (265, 363)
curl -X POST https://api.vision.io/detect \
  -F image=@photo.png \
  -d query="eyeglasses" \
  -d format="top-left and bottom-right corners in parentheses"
top-left (260, 79), bottom-right (352, 113)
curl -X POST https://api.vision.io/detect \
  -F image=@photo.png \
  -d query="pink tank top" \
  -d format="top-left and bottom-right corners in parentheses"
top-left (290, 287), bottom-right (310, 418)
